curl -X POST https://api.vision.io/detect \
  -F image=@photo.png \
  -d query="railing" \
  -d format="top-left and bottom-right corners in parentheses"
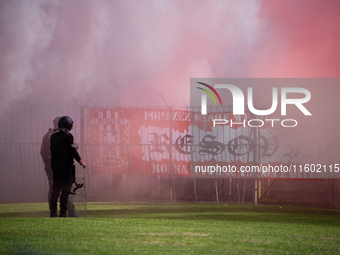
top-left (0, 106), bottom-right (338, 208)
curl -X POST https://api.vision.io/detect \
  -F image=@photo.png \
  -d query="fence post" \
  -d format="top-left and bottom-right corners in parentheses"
top-left (251, 123), bottom-right (258, 204)
top-left (169, 107), bottom-right (174, 202)
top-left (79, 105), bottom-right (85, 156)
top-left (148, 144), bottom-right (155, 201)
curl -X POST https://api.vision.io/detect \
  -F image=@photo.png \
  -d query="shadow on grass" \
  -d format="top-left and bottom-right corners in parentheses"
top-left (0, 211), bottom-right (48, 218)
top-left (87, 204), bottom-right (340, 225)
top-left (0, 204), bottom-right (339, 226)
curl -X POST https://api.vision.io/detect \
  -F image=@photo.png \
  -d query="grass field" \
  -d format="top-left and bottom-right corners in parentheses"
top-left (0, 202), bottom-right (339, 254)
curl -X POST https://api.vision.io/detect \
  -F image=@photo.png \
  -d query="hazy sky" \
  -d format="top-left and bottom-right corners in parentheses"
top-left (1, 0), bottom-right (340, 111)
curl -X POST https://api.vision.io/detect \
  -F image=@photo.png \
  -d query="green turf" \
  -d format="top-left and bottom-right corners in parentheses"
top-left (0, 203), bottom-right (339, 254)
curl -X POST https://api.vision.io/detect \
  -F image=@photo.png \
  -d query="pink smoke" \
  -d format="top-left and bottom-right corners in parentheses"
top-left (0, 0), bottom-right (339, 113)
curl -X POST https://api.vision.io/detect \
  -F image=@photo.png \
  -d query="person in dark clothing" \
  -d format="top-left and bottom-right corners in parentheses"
top-left (41, 117), bottom-right (79, 217)
top-left (49, 116), bottom-right (86, 217)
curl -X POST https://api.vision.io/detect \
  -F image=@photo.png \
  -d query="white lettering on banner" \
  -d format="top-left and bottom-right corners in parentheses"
top-left (174, 164), bottom-right (188, 175)
top-left (152, 164), bottom-right (168, 174)
top-left (144, 110), bottom-right (167, 121)
top-left (152, 164), bottom-right (188, 175)
top-left (194, 113), bottom-right (202, 121)
top-left (89, 117), bottom-right (129, 127)
top-left (138, 126), bottom-right (191, 161)
top-left (143, 111), bottom-right (191, 121)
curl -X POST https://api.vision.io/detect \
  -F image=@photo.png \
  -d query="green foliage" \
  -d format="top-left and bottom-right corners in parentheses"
top-left (0, 203), bottom-right (339, 254)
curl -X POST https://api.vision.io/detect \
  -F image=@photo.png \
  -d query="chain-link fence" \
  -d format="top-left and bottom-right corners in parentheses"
top-left (0, 106), bottom-right (338, 208)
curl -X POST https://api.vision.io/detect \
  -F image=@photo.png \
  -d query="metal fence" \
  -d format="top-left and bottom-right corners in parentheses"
top-left (0, 106), bottom-right (338, 208)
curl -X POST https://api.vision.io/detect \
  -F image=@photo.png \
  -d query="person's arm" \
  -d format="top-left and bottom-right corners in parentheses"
top-left (68, 134), bottom-right (86, 168)
top-left (40, 134), bottom-right (51, 163)
top-left (78, 159), bottom-right (86, 168)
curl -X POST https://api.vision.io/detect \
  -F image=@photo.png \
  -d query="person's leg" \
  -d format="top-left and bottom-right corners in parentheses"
top-left (48, 177), bottom-right (53, 210)
top-left (50, 179), bottom-right (61, 217)
top-left (59, 181), bottom-right (72, 217)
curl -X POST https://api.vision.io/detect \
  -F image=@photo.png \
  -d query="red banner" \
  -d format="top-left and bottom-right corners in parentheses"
top-left (88, 108), bottom-right (329, 179)
top-left (89, 108), bottom-right (192, 176)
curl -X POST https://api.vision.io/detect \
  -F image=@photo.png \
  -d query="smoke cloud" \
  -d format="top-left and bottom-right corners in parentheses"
top-left (252, 0), bottom-right (340, 77)
top-left (2, 0), bottom-right (339, 111)
top-left (0, 0), bottom-right (262, 110)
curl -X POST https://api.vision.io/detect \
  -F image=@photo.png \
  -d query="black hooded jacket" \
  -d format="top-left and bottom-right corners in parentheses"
top-left (50, 128), bottom-right (81, 172)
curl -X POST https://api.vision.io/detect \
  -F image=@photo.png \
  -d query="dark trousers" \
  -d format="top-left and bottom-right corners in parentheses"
top-left (48, 177), bottom-right (53, 210)
top-left (50, 172), bottom-right (72, 216)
